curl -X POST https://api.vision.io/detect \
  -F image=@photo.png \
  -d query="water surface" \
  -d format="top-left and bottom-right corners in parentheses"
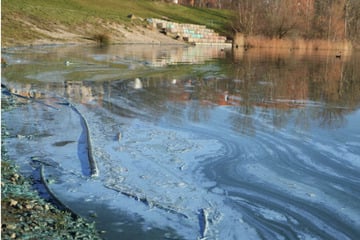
top-left (2, 45), bottom-right (360, 240)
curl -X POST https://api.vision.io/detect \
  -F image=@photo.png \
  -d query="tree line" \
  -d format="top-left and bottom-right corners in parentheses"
top-left (231, 0), bottom-right (359, 42)
top-left (176, 0), bottom-right (360, 45)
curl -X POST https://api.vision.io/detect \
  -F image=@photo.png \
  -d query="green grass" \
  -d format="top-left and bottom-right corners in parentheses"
top-left (1, 0), bottom-right (233, 45)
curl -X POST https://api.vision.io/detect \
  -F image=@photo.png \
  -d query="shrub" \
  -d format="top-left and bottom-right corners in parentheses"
top-left (93, 33), bottom-right (110, 46)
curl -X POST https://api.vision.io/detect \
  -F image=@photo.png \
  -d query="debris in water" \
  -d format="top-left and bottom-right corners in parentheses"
top-left (116, 132), bottom-right (122, 142)
top-left (198, 208), bottom-right (209, 239)
top-left (52, 140), bottom-right (76, 147)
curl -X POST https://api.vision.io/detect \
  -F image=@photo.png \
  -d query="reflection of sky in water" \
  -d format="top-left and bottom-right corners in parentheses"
top-left (1, 45), bottom-right (360, 240)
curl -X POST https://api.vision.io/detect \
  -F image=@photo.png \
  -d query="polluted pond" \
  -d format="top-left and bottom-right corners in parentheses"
top-left (1, 44), bottom-right (360, 239)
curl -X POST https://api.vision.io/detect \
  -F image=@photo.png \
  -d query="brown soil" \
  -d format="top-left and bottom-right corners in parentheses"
top-left (2, 15), bottom-right (185, 47)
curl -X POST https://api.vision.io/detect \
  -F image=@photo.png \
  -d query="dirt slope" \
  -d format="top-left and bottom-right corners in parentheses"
top-left (1, 15), bottom-right (184, 47)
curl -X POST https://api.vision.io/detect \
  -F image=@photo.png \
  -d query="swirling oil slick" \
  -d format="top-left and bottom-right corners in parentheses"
top-left (2, 45), bottom-right (359, 240)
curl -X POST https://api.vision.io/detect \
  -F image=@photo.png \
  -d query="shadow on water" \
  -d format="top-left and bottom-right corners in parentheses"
top-left (77, 119), bottom-right (92, 177)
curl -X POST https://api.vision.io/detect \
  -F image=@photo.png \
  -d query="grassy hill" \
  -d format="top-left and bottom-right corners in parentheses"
top-left (1, 0), bottom-right (233, 46)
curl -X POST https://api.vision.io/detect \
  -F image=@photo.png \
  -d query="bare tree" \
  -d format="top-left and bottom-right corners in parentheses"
top-left (231, 0), bottom-right (260, 35)
top-left (261, 0), bottom-right (300, 38)
top-left (232, 0), bottom-right (301, 38)
top-left (345, 0), bottom-right (360, 44)
top-left (230, 0), bottom-right (357, 44)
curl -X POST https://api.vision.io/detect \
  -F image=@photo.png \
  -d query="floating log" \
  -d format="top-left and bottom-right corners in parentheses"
top-left (69, 103), bottom-right (99, 178)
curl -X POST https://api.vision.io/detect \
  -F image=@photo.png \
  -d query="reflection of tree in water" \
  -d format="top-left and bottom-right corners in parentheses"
top-left (316, 107), bottom-right (346, 129)
top-left (4, 51), bottom-right (359, 134)
top-left (307, 54), bottom-right (360, 128)
top-left (294, 108), bottom-right (311, 132)
top-left (19, 51), bottom-right (354, 135)
top-left (230, 105), bottom-right (256, 136)
top-left (226, 51), bottom-right (360, 130)
top-left (125, 52), bottom-right (360, 133)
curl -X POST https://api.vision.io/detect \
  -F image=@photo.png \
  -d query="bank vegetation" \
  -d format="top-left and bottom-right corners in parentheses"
top-left (2, 0), bottom-right (359, 50)
top-left (1, 0), bottom-right (231, 47)
top-left (230, 0), bottom-right (360, 50)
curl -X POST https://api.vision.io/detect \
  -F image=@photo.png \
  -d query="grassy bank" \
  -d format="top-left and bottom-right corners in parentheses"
top-left (1, 0), bottom-right (232, 46)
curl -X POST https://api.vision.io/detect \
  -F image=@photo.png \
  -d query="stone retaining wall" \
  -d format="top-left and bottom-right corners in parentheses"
top-left (148, 18), bottom-right (230, 46)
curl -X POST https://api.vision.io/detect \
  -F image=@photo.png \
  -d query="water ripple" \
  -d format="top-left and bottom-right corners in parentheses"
top-left (191, 107), bottom-right (360, 239)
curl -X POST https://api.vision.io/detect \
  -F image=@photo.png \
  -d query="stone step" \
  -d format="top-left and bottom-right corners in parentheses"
top-left (148, 18), bottom-right (228, 45)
